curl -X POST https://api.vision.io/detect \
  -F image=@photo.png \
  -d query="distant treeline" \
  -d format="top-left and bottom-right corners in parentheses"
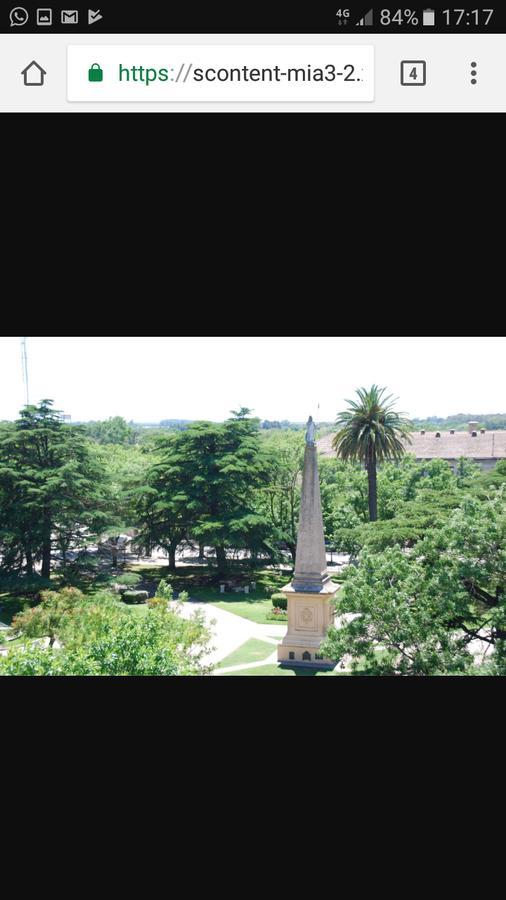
top-left (79, 417), bottom-right (337, 443)
top-left (159, 419), bottom-right (194, 428)
top-left (412, 414), bottom-right (506, 432)
top-left (80, 418), bottom-right (194, 443)
top-left (260, 420), bottom-right (332, 431)
top-left (82, 417), bottom-right (142, 444)
top-left (162, 419), bottom-right (334, 431)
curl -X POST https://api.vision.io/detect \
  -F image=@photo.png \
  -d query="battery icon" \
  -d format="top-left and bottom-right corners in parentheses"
top-left (423, 9), bottom-right (436, 26)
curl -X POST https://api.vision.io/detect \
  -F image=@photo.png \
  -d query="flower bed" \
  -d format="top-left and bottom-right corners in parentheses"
top-left (266, 607), bottom-right (288, 622)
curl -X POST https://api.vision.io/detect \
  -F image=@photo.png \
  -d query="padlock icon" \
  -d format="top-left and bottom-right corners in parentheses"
top-left (88, 63), bottom-right (103, 82)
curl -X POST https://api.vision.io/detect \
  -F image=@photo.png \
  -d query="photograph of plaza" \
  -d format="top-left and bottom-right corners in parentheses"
top-left (0, 336), bottom-right (504, 677)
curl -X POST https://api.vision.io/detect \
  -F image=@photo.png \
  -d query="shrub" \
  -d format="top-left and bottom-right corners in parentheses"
top-left (10, 587), bottom-right (124, 650)
top-left (147, 595), bottom-right (167, 610)
top-left (149, 583), bottom-right (189, 608)
top-left (155, 579), bottom-right (174, 601)
top-left (0, 645), bottom-right (93, 676)
top-left (114, 573), bottom-right (142, 590)
top-left (113, 577), bottom-right (143, 596)
top-left (271, 592), bottom-right (287, 610)
top-left (11, 586), bottom-right (86, 647)
top-left (122, 590), bottom-right (149, 604)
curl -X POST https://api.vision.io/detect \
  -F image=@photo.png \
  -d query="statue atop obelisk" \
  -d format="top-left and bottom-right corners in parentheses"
top-left (277, 416), bottom-right (339, 668)
top-left (305, 415), bottom-right (316, 445)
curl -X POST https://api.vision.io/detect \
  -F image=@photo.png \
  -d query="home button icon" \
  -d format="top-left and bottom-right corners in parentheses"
top-left (21, 60), bottom-right (47, 86)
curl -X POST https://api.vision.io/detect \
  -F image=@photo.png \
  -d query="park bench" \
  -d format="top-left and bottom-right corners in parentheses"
top-left (219, 581), bottom-right (257, 594)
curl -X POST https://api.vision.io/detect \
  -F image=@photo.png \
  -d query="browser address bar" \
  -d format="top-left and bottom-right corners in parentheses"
top-left (67, 45), bottom-right (374, 101)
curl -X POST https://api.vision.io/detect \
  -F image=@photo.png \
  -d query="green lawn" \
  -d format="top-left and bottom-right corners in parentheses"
top-left (217, 638), bottom-right (276, 669)
top-left (210, 597), bottom-right (276, 625)
top-left (221, 663), bottom-right (342, 676)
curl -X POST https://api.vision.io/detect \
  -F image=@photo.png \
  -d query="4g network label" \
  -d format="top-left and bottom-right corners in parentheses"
top-left (67, 45), bottom-right (375, 101)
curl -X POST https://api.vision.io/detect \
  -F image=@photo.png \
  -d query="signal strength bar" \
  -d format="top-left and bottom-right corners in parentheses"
top-left (356, 9), bottom-right (374, 26)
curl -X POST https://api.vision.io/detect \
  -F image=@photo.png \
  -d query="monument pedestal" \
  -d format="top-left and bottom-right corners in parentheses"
top-left (277, 580), bottom-right (339, 669)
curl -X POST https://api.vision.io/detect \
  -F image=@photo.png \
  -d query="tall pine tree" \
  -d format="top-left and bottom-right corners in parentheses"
top-left (137, 412), bottom-right (273, 575)
top-left (0, 401), bottom-right (107, 578)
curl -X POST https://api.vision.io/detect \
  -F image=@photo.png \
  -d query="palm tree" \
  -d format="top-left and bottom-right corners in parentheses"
top-left (332, 385), bottom-right (412, 522)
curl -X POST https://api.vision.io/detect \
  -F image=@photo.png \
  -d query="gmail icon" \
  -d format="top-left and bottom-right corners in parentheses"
top-left (61, 9), bottom-right (78, 23)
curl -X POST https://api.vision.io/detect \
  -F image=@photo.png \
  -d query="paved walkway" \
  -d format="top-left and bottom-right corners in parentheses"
top-left (171, 599), bottom-right (287, 671)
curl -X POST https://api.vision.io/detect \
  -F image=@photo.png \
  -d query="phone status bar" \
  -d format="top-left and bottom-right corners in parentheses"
top-left (2, 5), bottom-right (505, 33)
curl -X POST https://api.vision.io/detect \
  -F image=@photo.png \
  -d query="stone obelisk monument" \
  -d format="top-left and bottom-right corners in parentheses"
top-left (277, 416), bottom-right (339, 668)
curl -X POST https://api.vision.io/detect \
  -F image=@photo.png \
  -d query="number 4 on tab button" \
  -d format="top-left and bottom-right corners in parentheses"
top-left (88, 63), bottom-right (103, 82)
top-left (401, 60), bottom-right (427, 86)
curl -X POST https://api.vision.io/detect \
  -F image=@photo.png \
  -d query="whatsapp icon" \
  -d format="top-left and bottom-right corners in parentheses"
top-left (10, 7), bottom-right (29, 26)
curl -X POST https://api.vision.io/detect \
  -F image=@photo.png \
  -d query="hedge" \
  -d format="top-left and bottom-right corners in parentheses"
top-left (271, 592), bottom-right (287, 610)
top-left (122, 590), bottom-right (149, 604)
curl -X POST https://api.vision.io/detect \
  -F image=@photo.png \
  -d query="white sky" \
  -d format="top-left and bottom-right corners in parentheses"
top-left (0, 336), bottom-right (504, 423)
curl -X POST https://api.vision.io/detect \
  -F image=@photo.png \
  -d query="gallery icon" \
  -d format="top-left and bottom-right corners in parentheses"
top-left (61, 9), bottom-right (78, 24)
top-left (88, 9), bottom-right (102, 25)
top-left (9, 7), bottom-right (29, 26)
top-left (36, 8), bottom-right (53, 25)
top-left (21, 60), bottom-right (47, 86)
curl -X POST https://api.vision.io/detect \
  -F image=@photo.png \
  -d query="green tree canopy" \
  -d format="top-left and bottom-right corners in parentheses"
top-left (83, 416), bottom-right (140, 445)
top-left (2, 586), bottom-right (211, 676)
top-left (256, 430), bottom-right (305, 562)
top-left (137, 417), bottom-right (273, 574)
top-left (322, 488), bottom-right (506, 675)
top-left (0, 400), bottom-right (108, 578)
top-left (90, 443), bottom-right (152, 566)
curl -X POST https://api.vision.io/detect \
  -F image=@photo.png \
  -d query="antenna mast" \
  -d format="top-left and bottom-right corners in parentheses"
top-left (21, 337), bottom-right (29, 406)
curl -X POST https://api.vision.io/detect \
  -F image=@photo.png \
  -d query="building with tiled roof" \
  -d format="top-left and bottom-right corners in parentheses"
top-left (317, 422), bottom-right (506, 472)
